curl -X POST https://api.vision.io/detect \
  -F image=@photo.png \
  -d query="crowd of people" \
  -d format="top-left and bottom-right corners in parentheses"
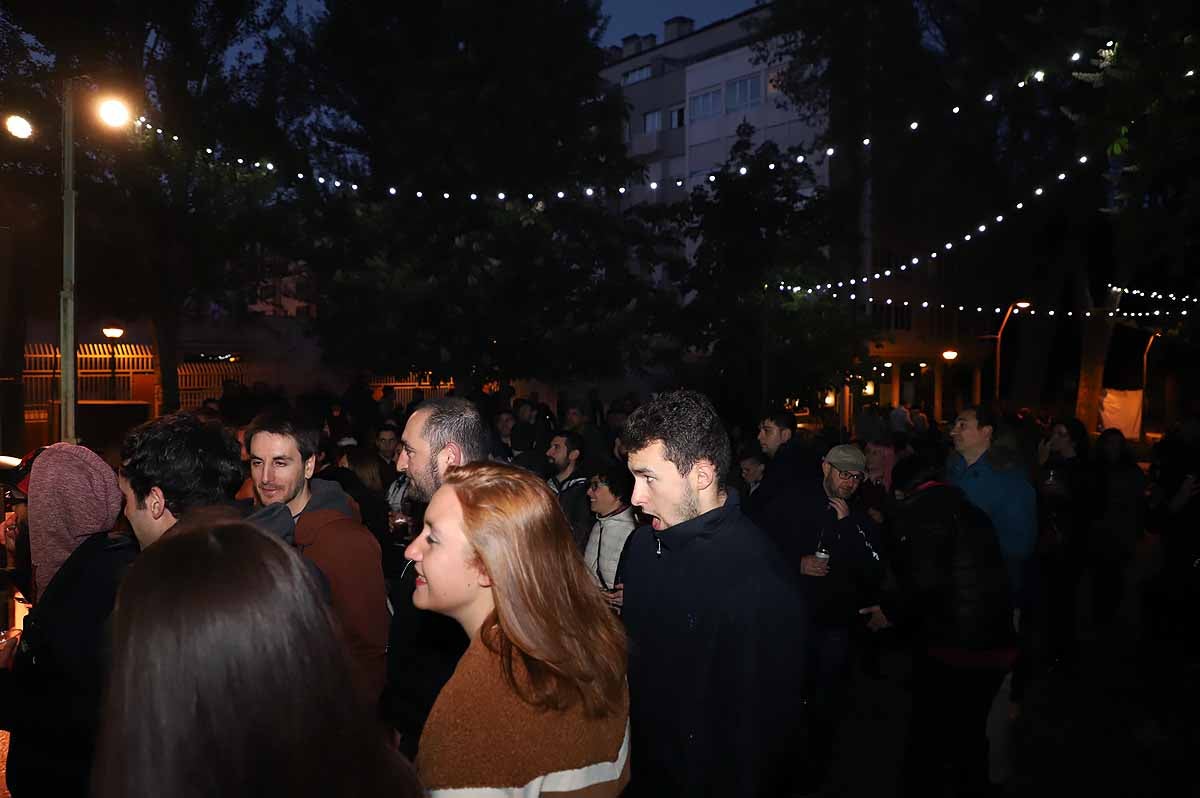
top-left (0, 380), bottom-right (1195, 797)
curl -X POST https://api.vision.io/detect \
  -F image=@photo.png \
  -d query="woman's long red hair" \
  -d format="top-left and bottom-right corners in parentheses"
top-left (445, 462), bottom-right (627, 718)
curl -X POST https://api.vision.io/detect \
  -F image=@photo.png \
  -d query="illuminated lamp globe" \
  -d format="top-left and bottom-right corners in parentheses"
top-left (941, 350), bottom-right (959, 361)
top-left (97, 98), bottom-right (132, 128)
top-left (5, 115), bottom-right (33, 139)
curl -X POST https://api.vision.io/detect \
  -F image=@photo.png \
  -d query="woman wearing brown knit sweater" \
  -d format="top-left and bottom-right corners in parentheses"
top-left (404, 462), bottom-right (630, 797)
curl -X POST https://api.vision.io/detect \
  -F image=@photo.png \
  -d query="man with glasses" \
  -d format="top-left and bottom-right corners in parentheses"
top-left (795, 444), bottom-right (883, 793)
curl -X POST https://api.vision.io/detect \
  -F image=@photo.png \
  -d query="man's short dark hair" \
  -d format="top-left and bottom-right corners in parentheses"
top-left (551, 429), bottom-right (585, 458)
top-left (417, 398), bottom-right (488, 464)
top-left (621, 390), bottom-right (731, 487)
top-left (245, 406), bottom-right (320, 464)
top-left (963, 404), bottom-right (997, 433)
top-left (595, 460), bottom-right (634, 505)
top-left (738, 448), bottom-right (767, 467)
top-left (120, 413), bottom-right (244, 517)
top-left (761, 409), bottom-right (795, 434)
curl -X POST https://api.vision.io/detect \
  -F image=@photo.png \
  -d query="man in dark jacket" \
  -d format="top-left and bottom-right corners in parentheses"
top-left (546, 429), bottom-right (592, 551)
top-left (792, 444), bottom-right (883, 792)
top-left (859, 455), bottom-right (1015, 798)
top-left (744, 409), bottom-right (822, 541)
top-left (387, 397), bottom-right (487, 756)
top-left (617, 390), bottom-right (808, 797)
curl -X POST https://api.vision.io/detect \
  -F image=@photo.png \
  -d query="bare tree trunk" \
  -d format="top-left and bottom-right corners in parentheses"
top-left (0, 226), bottom-right (26, 451)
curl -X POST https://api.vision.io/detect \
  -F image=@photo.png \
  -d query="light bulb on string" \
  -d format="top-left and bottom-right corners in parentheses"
top-left (350, 184), bottom-right (357, 190)
top-left (585, 187), bottom-right (594, 196)
top-left (1035, 187), bottom-right (1044, 195)
top-left (618, 187), bottom-right (627, 194)
top-left (527, 193), bottom-right (534, 200)
top-left (297, 173), bottom-right (305, 179)
top-left (796, 155), bottom-right (805, 163)
top-left (253, 162), bottom-right (260, 168)
top-left (768, 163), bottom-right (776, 170)
top-left (237, 158), bottom-right (244, 164)
top-left (266, 163), bottom-right (274, 170)
top-left (1034, 70), bottom-right (1045, 82)
top-left (909, 121), bottom-right (919, 131)
top-left (825, 148), bottom-right (835, 156)
top-left (952, 106), bottom-right (960, 114)
top-left (1057, 173), bottom-right (1066, 180)
top-left (738, 167), bottom-right (747, 175)
top-left (469, 193), bottom-right (477, 200)
top-left (1071, 52), bottom-right (1081, 62)
top-left (650, 181), bottom-right (658, 190)
top-left (334, 180), bottom-right (341, 187)
top-left (317, 176), bottom-right (325, 184)
top-left (708, 175), bottom-right (716, 182)
top-left (497, 192), bottom-right (506, 200)
top-left (556, 190), bottom-right (565, 198)
top-left (862, 138), bottom-right (871, 146)
top-left (205, 148), bottom-right (213, 154)
top-left (985, 93), bottom-right (994, 102)
top-left (978, 224), bottom-right (986, 232)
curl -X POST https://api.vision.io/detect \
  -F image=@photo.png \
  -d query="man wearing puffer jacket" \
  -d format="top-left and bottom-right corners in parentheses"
top-left (858, 454), bottom-right (1015, 798)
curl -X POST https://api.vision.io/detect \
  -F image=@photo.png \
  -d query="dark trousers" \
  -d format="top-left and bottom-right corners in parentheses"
top-left (801, 623), bottom-right (852, 786)
top-left (903, 653), bottom-right (1007, 798)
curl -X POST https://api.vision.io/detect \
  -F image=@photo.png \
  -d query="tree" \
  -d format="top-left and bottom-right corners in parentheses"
top-left (271, 1), bottom-right (662, 389)
top-left (2, 0), bottom-right (296, 412)
top-left (671, 124), bottom-right (868, 418)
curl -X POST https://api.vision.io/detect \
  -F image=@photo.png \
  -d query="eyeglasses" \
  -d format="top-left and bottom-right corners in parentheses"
top-left (826, 463), bottom-right (865, 482)
top-left (588, 479), bottom-right (607, 490)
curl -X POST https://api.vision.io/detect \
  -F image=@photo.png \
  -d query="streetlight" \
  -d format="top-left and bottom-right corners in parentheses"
top-left (992, 299), bottom-right (1031, 400)
top-left (4, 115), bottom-right (32, 139)
top-left (5, 83), bottom-right (132, 441)
top-left (942, 349), bottom-right (959, 361)
top-left (103, 326), bottom-right (125, 400)
top-left (54, 81), bottom-right (130, 441)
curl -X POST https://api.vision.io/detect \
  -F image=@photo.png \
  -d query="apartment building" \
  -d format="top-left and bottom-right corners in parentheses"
top-left (599, 9), bottom-right (827, 207)
top-left (601, 9), bottom-right (982, 419)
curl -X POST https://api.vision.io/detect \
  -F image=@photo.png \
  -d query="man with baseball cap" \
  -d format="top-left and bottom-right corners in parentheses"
top-left (793, 443), bottom-right (884, 793)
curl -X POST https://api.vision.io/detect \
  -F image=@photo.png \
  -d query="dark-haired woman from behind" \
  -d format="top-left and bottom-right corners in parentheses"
top-left (93, 522), bottom-right (420, 798)
top-left (404, 461), bottom-right (630, 796)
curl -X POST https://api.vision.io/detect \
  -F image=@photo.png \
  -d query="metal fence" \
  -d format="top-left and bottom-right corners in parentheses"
top-left (23, 344), bottom-right (246, 421)
top-left (23, 343), bottom-right (157, 423)
top-left (369, 374), bottom-right (455, 412)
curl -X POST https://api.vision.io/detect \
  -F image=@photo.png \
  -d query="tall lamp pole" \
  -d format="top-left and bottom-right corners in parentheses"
top-left (993, 299), bottom-right (1031, 401)
top-left (7, 88), bottom-right (131, 441)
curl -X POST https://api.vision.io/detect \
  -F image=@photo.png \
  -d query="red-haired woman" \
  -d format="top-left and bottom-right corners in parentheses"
top-left (405, 462), bottom-right (629, 796)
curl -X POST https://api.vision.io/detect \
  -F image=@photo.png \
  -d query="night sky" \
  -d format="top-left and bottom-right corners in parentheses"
top-left (600, 0), bottom-right (753, 47)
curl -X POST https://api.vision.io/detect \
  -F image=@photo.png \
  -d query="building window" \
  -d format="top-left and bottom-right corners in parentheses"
top-left (643, 110), bottom-right (662, 134)
top-left (688, 89), bottom-right (721, 121)
top-left (725, 73), bottom-right (762, 112)
top-left (622, 65), bottom-right (652, 86)
top-left (669, 105), bottom-right (685, 129)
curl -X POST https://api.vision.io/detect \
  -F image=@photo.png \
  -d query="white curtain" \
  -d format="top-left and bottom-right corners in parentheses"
top-left (1099, 388), bottom-right (1143, 439)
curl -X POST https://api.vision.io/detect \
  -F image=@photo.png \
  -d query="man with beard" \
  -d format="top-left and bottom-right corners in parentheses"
top-left (387, 397), bottom-right (487, 756)
top-left (246, 408), bottom-right (389, 703)
top-left (617, 390), bottom-right (808, 797)
top-left (793, 444), bottom-right (883, 793)
top-left (545, 430), bottom-right (593, 551)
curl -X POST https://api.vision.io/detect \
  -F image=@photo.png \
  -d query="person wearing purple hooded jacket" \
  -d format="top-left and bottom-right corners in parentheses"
top-left (0, 443), bottom-right (132, 798)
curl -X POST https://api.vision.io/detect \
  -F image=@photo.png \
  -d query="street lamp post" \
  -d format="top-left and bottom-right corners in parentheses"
top-left (993, 300), bottom-right (1031, 401)
top-left (6, 83), bottom-right (131, 441)
top-left (61, 79), bottom-right (77, 441)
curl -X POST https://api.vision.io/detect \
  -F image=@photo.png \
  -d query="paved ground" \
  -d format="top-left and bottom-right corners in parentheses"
top-left (820, 534), bottom-right (1196, 797)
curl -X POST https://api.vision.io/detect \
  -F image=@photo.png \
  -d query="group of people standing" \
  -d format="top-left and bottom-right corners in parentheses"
top-left (0, 381), bottom-right (1177, 797)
